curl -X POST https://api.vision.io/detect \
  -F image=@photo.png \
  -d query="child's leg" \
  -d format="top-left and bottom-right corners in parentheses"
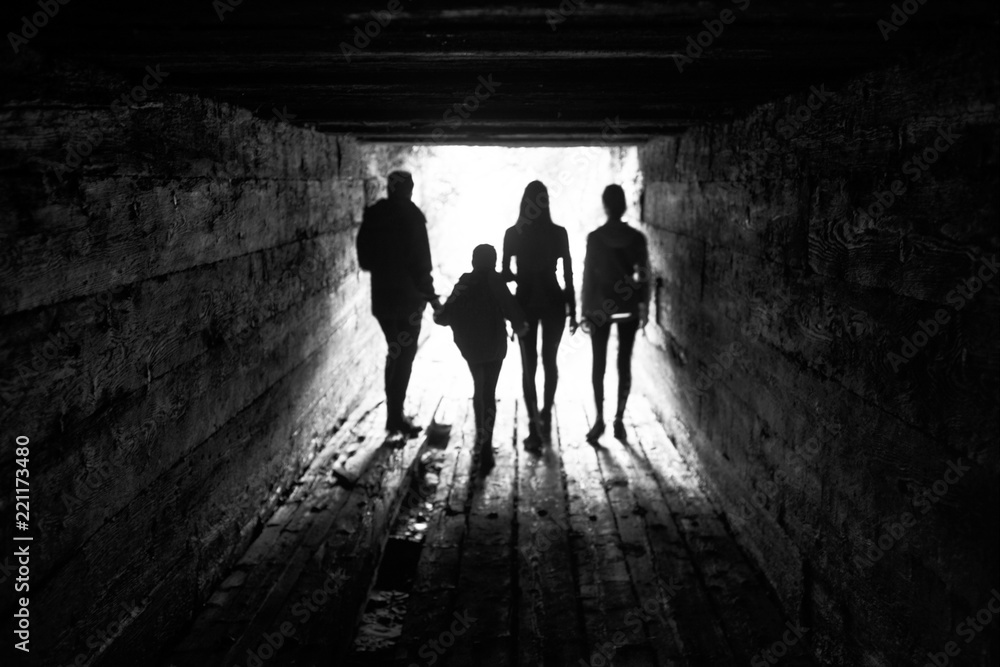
top-left (482, 359), bottom-right (503, 446)
top-left (468, 361), bottom-right (486, 445)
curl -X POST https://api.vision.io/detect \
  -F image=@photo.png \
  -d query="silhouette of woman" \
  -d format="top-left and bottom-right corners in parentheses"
top-left (581, 184), bottom-right (650, 441)
top-left (502, 181), bottom-right (578, 449)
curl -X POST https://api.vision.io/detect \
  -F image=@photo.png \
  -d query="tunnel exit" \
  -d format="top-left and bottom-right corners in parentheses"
top-left (397, 145), bottom-right (641, 288)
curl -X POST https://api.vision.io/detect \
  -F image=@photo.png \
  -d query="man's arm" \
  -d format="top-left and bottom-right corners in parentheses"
top-left (434, 278), bottom-right (465, 326)
top-left (409, 208), bottom-right (440, 309)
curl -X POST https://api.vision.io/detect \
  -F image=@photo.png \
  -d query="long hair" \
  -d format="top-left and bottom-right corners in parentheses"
top-left (517, 180), bottom-right (553, 228)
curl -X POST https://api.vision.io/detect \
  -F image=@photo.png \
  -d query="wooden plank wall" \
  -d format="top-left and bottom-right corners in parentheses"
top-left (0, 59), bottom-right (399, 664)
top-left (636, 39), bottom-right (999, 666)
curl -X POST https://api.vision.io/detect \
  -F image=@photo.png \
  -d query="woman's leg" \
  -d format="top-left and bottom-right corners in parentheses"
top-left (520, 315), bottom-right (543, 446)
top-left (539, 312), bottom-right (566, 425)
top-left (520, 316), bottom-right (540, 416)
top-left (588, 320), bottom-right (612, 440)
top-left (613, 319), bottom-right (640, 436)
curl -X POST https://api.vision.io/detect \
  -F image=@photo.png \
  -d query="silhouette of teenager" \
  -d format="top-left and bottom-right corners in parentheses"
top-left (357, 171), bottom-right (441, 437)
top-left (434, 244), bottom-right (528, 472)
top-left (581, 185), bottom-right (650, 441)
top-left (502, 181), bottom-right (577, 449)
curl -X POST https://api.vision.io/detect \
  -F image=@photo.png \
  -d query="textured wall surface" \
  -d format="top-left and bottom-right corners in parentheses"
top-left (0, 60), bottom-right (392, 664)
top-left (637, 40), bottom-right (999, 665)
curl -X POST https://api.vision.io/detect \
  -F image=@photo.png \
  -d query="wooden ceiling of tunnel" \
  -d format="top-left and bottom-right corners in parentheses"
top-left (5, 0), bottom-right (996, 143)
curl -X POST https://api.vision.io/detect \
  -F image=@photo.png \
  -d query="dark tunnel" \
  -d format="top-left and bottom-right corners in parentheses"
top-left (0, 2), bottom-right (998, 666)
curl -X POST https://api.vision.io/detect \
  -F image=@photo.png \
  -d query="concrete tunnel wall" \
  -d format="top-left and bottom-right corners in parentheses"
top-left (0, 58), bottom-right (411, 663)
top-left (636, 40), bottom-right (999, 666)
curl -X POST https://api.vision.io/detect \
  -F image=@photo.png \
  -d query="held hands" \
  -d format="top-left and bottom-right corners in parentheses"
top-left (569, 315), bottom-right (579, 335)
top-left (638, 303), bottom-right (649, 330)
top-left (431, 298), bottom-right (445, 325)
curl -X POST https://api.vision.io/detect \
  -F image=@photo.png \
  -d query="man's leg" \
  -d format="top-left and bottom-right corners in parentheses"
top-left (613, 319), bottom-right (640, 438)
top-left (377, 317), bottom-right (402, 425)
top-left (380, 316), bottom-right (422, 433)
top-left (588, 320), bottom-right (612, 441)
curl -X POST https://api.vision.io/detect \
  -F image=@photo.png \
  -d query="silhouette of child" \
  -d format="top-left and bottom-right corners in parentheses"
top-left (434, 244), bottom-right (528, 472)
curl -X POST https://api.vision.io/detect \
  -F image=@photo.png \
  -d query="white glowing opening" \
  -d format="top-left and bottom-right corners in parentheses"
top-left (404, 145), bottom-right (641, 290)
top-left (397, 145), bottom-right (643, 407)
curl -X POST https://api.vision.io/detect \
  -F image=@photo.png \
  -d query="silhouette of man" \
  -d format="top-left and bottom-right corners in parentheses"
top-left (357, 171), bottom-right (441, 437)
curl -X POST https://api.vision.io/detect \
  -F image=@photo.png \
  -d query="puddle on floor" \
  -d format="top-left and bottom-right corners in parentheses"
top-left (346, 449), bottom-right (443, 664)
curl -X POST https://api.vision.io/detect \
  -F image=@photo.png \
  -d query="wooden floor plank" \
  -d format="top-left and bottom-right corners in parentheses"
top-left (164, 331), bottom-right (822, 667)
top-left (442, 395), bottom-right (518, 667)
top-left (392, 398), bottom-right (473, 666)
top-left (162, 389), bottom-right (432, 667)
top-left (516, 401), bottom-right (587, 667)
top-left (626, 395), bottom-right (818, 666)
top-left (590, 416), bottom-right (692, 667)
top-left (559, 400), bottom-right (656, 667)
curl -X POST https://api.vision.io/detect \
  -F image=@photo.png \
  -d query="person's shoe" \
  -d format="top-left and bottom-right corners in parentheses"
top-left (387, 416), bottom-right (422, 438)
top-left (523, 428), bottom-right (543, 452)
top-left (586, 419), bottom-right (605, 442)
top-left (612, 418), bottom-right (626, 440)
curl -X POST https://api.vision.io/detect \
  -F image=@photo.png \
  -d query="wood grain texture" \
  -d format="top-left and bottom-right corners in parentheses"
top-left (637, 39), bottom-right (999, 667)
